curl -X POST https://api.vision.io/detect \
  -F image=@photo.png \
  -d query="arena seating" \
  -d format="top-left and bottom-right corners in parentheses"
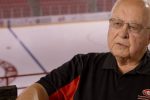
top-left (39, 0), bottom-right (88, 16)
top-left (0, 0), bottom-right (115, 19)
top-left (0, 0), bottom-right (31, 18)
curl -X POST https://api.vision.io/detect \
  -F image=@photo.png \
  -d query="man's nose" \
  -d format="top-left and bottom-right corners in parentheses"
top-left (119, 23), bottom-right (129, 38)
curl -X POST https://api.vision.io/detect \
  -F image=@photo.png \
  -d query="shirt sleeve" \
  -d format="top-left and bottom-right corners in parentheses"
top-left (36, 54), bottom-right (84, 99)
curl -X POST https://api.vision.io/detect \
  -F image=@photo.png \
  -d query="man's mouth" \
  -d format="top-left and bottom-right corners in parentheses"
top-left (116, 43), bottom-right (129, 47)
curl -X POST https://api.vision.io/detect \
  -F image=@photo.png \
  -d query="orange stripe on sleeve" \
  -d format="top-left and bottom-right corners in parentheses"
top-left (49, 76), bottom-right (80, 100)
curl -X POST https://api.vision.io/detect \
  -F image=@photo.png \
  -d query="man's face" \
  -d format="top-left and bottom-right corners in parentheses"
top-left (108, 2), bottom-right (150, 60)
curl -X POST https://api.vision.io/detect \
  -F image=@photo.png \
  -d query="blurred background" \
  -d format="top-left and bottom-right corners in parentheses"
top-left (0, 0), bottom-right (116, 26)
top-left (1, 0), bottom-right (139, 96)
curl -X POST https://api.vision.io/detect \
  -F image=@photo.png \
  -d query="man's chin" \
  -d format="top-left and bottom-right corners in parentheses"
top-left (111, 51), bottom-right (129, 58)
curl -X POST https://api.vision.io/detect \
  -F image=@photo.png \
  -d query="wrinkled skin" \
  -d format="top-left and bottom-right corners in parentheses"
top-left (107, 0), bottom-right (150, 73)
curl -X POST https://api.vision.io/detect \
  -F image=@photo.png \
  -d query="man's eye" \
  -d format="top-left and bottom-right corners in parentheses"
top-left (113, 22), bottom-right (122, 27)
top-left (130, 26), bottom-right (138, 30)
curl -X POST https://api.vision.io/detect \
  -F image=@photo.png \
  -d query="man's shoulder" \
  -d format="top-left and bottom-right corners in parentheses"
top-left (76, 52), bottom-right (111, 58)
top-left (73, 52), bottom-right (112, 64)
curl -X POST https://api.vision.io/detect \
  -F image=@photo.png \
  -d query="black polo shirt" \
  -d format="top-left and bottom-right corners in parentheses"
top-left (38, 52), bottom-right (150, 100)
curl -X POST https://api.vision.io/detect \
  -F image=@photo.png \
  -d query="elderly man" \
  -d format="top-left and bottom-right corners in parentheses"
top-left (17, 0), bottom-right (150, 100)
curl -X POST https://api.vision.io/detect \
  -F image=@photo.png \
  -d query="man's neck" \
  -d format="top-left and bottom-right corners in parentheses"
top-left (116, 57), bottom-right (140, 74)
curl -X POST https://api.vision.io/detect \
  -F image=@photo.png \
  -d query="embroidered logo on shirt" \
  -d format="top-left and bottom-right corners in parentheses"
top-left (138, 89), bottom-right (150, 100)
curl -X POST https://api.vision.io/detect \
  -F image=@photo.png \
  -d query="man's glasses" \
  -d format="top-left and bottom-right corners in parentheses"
top-left (109, 18), bottom-right (150, 34)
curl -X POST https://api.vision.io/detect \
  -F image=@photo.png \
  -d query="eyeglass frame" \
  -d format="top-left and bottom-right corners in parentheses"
top-left (109, 18), bottom-right (150, 34)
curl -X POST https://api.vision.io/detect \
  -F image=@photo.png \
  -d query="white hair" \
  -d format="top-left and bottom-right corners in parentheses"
top-left (111, 0), bottom-right (150, 27)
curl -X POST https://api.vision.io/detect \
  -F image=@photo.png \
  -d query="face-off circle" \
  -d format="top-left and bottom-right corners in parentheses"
top-left (0, 60), bottom-right (18, 86)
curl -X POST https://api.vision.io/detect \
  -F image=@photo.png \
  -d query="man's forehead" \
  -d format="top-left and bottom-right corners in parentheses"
top-left (112, 0), bottom-right (149, 12)
top-left (111, 0), bottom-right (150, 22)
